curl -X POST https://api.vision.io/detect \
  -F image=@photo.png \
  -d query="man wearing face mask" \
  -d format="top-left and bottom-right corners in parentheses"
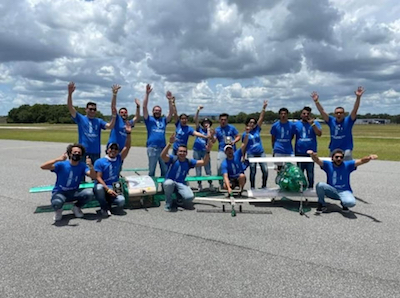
top-left (67, 82), bottom-right (118, 164)
top-left (143, 84), bottom-right (174, 177)
top-left (40, 144), bottom-right (96, 222)
top-left (308, 149), bottom-right (378, 214)
top-left (94, 123), bottom-right (132, 217)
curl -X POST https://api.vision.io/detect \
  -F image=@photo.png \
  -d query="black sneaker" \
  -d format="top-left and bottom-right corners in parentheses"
top-left (316, 203), bottom-right (327, 214)
top-left (342, 206), bottom-right (350, 213)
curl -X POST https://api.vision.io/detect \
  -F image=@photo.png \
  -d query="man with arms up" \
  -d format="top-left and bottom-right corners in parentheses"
top-left (294, 106), bottom-right (322, 189)
top-left (41, 144), bottom-right (96, 222)
top-left (311, 86), bottom-right (365, 160)
top-left (308, 149), bottom-right (378, 214)
top-left (161, 133), bottom-right (213, 212)
top-left (143, 84), bottom-right (174, 177)
top-left (221, 127), bottom-right (250, 196)
top-left (68, 82), bottom-right (117, 164)
top-left (94, 123), bottom-right (132, 217)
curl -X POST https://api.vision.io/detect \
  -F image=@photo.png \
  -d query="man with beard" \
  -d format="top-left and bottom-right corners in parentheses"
top-left (311, 86), bottom-right (365, 160)
top-left (94, 123), bottom-right (132, 217)
top-left (67, 82), bottom-right (118, 164)
top-left (143, 84), bottom-right (174, 177)
top-left (40, 143), bottom-right (96, 222)
top-left (308, 148), bottom-right (378, 214)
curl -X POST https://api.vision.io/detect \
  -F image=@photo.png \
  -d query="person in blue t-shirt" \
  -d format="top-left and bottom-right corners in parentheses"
top-left (67, 82), bottom-right (117, 164)
top-left (308, 148), bottom-right (378, 214)
top-left (94, 123), bottom-right (132, 217)
top-left (214, 113), bottom-right (240, 186)
top-left (193, 106), bottom-right (215, 191)
top-left (40, 143), bottom-right (96, 222)
top-left (161, 133), bottom-right (214, 212)
top-left (107, 96), bottom-right (140, 154)
top-left (221, 128), bottom-right (250, 195)
top-left (243, 100), bottom-right (269, 189)
top-left (143, 84), bottom-right (174, 177)
top-left (270, 107), bottom-right (296, 171)
top-left (294, 106), bottom-right (322, 189)
top-left (311, 86), bottom-right (365, 161)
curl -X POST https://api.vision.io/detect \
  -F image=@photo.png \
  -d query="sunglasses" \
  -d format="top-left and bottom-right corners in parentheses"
top-left (334, 155), bottom-right (344, 159)
top-left (88, 108), bottom-right (97, 112)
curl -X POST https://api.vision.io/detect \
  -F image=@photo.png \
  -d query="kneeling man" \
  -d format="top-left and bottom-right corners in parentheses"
top-left (161, 133), bottom-right (213, 211)
top-left (308, 148), bottom-right (378, 213)
top-left (41, 143), bottom-right (96, 222)
top-left (94, 124), bottom-right (132, 217)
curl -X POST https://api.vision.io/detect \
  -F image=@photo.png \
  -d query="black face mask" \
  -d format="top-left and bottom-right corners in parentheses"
top-left (71, 154), bottom-right (82, 162)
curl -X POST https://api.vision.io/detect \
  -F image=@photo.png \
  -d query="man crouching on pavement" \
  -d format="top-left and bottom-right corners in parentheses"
top-left (308, 148), bottom-right (378, 214)
top-left (161, 133), bottom-right (214, 212)
top-left (41, 143), bottom-right (96, 222)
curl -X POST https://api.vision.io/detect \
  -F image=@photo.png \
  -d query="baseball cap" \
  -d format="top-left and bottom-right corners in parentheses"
top-left (201, 118), bottom-right (212, 127)
top-left (224, 144), bottom-right (233, 152)
top-left (107, 143), bottom-right (119, 150)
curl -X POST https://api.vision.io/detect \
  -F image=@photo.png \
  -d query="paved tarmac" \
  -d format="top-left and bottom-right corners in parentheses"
top-left (1, 140), bottom-right (400, 298)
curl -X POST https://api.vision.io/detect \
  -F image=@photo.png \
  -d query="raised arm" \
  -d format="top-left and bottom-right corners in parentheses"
top-left (132, 98), bottom-right (141, 124)
top-left (40, 153), bottom-right (67, 170)
top-left (311, 91), bottom-right (329, 123)
top-left (161, 133), bottom-right (175, 162)
top-left (67, 82), bottom-right (77, 118)
top-left (351, 86), bottom-right (365, 121)
top-left (120, 123), bottom-right (132, 160)
top-left (194, 105), bottom-right (203, 128)
top-left (105, 84), bottom-right (120, 129)
top-left (257, 100), bottom-right (268, 127)
top-left (308, 118), bottom-right (322, 136)
top-left (166, 91), bottom-right (176, 123)
top-left (355, 154), bottom-right (378, 167)
top-left (307, 150), bottom-right (323, 167)
top-left (143, 84), bottom-right (152, 120)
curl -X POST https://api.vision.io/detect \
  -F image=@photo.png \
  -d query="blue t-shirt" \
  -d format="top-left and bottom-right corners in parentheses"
top-left (107, 115), bottom-right (134, 151)
top-left (242, 125), bottom-right (264, 155)
top-left (322, 160), bottom-right (356, 192)
top-left (326, 115), bottom-right (355, 151)
top-left (270, 121), bottom-right (295, 154)
top-left (165, 155), bottom-right (197, 183)
top-left (94, 155), bottom-right (122, 187)
top-left (173, 121), bottom-right (195, 151)
top-left (144, 116), bottom-right (167, 148)
top-left (294, 121), bottom-right (321, 155)
top-left (221, 149), bottom-right (245, 179)
top-left (193, 126), bottom-right (208, 151)
top-left (215, 124), bottom-right (239, 152)
top-left (72, 112), bottom-right (107, 154)
top-left (51, 161), bottom-right (89, 193)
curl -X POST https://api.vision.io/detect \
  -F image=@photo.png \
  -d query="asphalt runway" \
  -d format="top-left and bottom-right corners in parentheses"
top-left (1, 140), bottom-right (399, 298)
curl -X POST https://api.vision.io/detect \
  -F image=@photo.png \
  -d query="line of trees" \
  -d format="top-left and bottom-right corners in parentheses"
top-left (6, 103), bottom-right (400, 124)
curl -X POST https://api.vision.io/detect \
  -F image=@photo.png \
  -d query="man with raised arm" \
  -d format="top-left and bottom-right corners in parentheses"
top-left (214, 113), bottom-right (240, 185)
top-left (193, 106), bottom-right (214, 191)
top-left (67, 82), bottom-right (117, 164)
top-left (94, 123), bottom-right (132, 217)
top-left (161, 133), bottom-right (214, 212)
top-left (40, 143), bottom-right (96, 222)
top-left (294, 106), bottom-right (322, 189)
top-left (311, 86), bottom-right (365, 160)
top-left (308, 149), bottom-right (378, 214)
top-left (221, 127), bottom-right (250, 196)
top-left (244, 100), bottom-right (269, 189)
top-left (143, 84), bottom-right (174, 177)
top-left (270, 107), bottom-right (296, 171)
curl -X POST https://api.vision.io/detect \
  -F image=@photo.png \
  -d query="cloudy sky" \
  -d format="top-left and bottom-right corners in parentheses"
top-left (1, 0), bottom-right (400, 116)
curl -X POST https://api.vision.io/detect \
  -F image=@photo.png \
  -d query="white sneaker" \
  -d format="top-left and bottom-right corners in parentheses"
top-left (198, 184), bottom-right (203, 191)
top-left (54, 209), bottom-right (63, 221)
top-left (209, 184), bottom-right (215, 192)
top-left (72, 205), bottom-right (84, 218)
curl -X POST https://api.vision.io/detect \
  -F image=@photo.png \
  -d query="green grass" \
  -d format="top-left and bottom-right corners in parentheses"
top-left (1, 123), bottom-right (399, 161)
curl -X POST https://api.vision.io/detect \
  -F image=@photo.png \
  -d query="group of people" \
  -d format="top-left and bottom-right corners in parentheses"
top-left (41, 83), bottom-right (378, 221)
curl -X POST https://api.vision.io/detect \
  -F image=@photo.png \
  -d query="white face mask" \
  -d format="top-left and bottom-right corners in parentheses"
top-left (105, 155), bottom-right (117, 162)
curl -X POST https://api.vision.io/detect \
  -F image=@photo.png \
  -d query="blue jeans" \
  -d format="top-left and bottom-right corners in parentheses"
top-left (297, 161), bottom-right (315, 188)
top-left (51, 189), bottom-right (93, 211)
top-left (94, 184), bottom-right (125, 210)
top-left (163, 179), bottom-right (194, 208)
top-left (316, 182), bottom-right (356, 208)
top-left (147, 147), bottom-right (167, 177)
top-left (193, 150), bottom-right (212, 186)
top-left (248, 153), bottom-right (268, 188)
top-left (217, 151), bottom-right (226, 187)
